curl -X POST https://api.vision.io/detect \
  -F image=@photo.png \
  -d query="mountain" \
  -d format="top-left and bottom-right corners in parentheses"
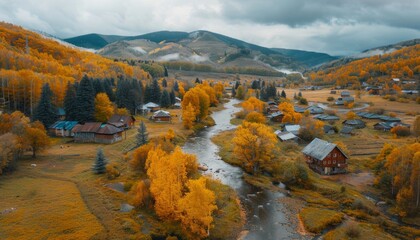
top-left (271, 48), bottom-right (338, 68)
top-left (66, 30), bottom-right (307, 72)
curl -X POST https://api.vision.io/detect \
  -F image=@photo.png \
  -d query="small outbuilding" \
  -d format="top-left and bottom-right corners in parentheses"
top-left (152, 110), bottom-right (172, 122)
top-left (140, 102), bottom-right (160, 113)
top-left (49, 121), bottom-right (79, 137)
top-left (108, 114), bottom-right (136, 129)
top-left (314, 114), bottom-right (340, 121)
top-left (340, 126), bottom-right (354, 136)
top-left (284, 124), bottom-right (301, 135)
top-left (342, 119), bottom-right (366, 129)
top-left (72, 122), bottom-right (123, 144)
top-left (270, 111), bottom-right (284, 122)
top-left (306, 105), bottom-right (324, 114)
top-left (275, 130), bottom-right (299, 142)
top-left (302, 138), bottom-right (349, 175)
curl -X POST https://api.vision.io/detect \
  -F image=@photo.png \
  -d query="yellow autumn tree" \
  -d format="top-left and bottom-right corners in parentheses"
top-left (346, 111), bottom-right (357, 120)
top-left (233, 121), bottom-right (277, 174)
top-left (183, 103), bottom-right (196, 129)
top-left (245, 111), bottom-right (266, 124)
top-left (242, 97), bottom-right (264, 113)
top-left (130, 179), bottom-right (151, 208)
top-left (182, 87), bottom-right (210, 122)
top-left (165, 128), bottom-right (175, 142)
top-left (24, 122), bottom-right (50, 158)
top-left (177, 177), bottom-right (217, 239)
top-left (279, 102), bottom-right (302, 124)
top-left (115, 108), bottom-right (130, 116)
top-left (95, 93), bottom-right (114, 122)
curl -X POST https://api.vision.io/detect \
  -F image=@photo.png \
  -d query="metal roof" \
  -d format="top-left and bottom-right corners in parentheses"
top-left (340, 126), bottom-right (354, 134)
top-left (342, 119), bottom-right (365, 125)
top-left (314, 114), bottom-right (340, 121)
top-left (270, 111), bottom-right (284, 117)
top-left (72, 122), bottom-right (102, 133)
top-left (277, 131), bottom-right (298, 141)
top-left (49, 121), bottom-right (78, 130)
top-left (302, 138), bottom-right (348, 160)
top-left (285, 125), bottom-right (300, 133)
top-left (108, 114), bottom-right (135, 124)
top-left (153, 110), bottom-right (171, 117)
top-left (96, 123), bottom-right (123, 135)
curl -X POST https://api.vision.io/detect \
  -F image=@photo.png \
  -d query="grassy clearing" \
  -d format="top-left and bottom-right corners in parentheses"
top-left (324, 220), bottom-right (396, 240)
top-left (211, 130), bottom-right (240, 166)
top-left (299, 207), bottom-right (344, 233)
top-left (0, 177), bottom-right (103, 240)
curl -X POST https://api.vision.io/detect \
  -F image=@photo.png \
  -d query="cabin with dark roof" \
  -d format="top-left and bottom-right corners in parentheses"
top-left (302, 138), bottom-right (348, 175)
top-left (314, 114), bottom-right (340, 122)
top-left (342, 119), bottom-right (366, 129)
top-left (108, 114), bottom-right (136, 129)
top-left (373, 122), bottom-right (410, 132)
top-left (306, 105), bottom-right (324, 115)
top-left (270, 111), bottom-right (284, 122)
top-left (72, 122), bottom-right (123, 144)
top-left (340, 126), bottom-right (354, 136)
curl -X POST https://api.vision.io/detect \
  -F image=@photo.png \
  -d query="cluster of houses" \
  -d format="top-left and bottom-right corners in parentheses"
top-left (48, 100), bottom-right (179, 144)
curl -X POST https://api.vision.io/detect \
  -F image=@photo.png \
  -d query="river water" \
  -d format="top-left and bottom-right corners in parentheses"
top-left (182, 99), bottom-right (305, 240)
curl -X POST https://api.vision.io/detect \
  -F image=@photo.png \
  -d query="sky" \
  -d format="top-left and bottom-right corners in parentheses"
top-left (0, 0), bottom-right (419, 55)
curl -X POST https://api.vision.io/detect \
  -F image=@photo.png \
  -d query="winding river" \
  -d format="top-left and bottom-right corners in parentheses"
top-left (182, 99), bottom-right (305, 240)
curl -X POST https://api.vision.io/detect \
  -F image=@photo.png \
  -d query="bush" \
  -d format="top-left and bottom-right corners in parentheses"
top-left (389, 96), bottom-right (397, 101)
top-left (388, 112), bottom-right (397, 117)
top-left (234, 110), bottom-right (247, 119)
top-left (299, 97), bottom-right (308, 105)
top-left (327, 96), bottom-right (335, 102)
top-left (417, 96), bottom-right (420, 104)
top-left (391, 126), bottom-right (411, 137)
top-left (325, 109), bottom-right (337, 116)
top-left (344, 222), bottom-right (361, 238)
top-left (369, 108), bottom-right (385, 115)
top-left (106, 163), bottom-right (120, 179)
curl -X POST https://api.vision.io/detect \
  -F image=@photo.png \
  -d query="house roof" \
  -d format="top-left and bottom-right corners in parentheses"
top-left (374, 122), bottom-right (410, 129)
top-left (57, 108), bottom-right (65, 116)
top-left (270, 111), bottom-right (284, 117)
top-left (307, 105), bottom-right (324, 114)
top-left (342, 119), bottom-right (365, 125)
top-left (153, 110), bottom-right (171, 117)
top-left (302, 138), bottom-right (348, 160)
top-left (143, 102), bottom-right (160, 108)
top-left (175, 97), bottom-right (181, 101)
top-left (108, 114), bottom-right (135, 125)
top-left (314, 114), bottom-right (340, 121)
top-left (277, 131), bottom-right (298, 141)
top-left (378, 116), bottom-right (401, 122)
top-left (340, 126), bottom-right (354, 134)
top-left (294, 106), bottom-right (306, 113)
top-left (341, 91), bottom-right (351, 96)
top-left (323, 125), bottom-right (335, 133)
top-left (49, 121), bottom-right (78, 130)
top-left (96, 123), bottom-right (124, 135)
top-left (72, 122), bottom-right (102, 133)
top-left (267, 101), bottom-right (277, 105)
top-left (285, 125), bottom-right (300, 133)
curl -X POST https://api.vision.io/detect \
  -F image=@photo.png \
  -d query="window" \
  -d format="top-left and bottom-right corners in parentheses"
top-left (333, 160), bottom-right (336, 164)
top-left (328, 161), bottom-right (331, 164)
top-left (333, 153), bottom-right (337, 157)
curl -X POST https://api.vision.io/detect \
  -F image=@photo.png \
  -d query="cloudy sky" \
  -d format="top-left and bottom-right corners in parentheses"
top-left (1, 0), bottom-right (419, 55)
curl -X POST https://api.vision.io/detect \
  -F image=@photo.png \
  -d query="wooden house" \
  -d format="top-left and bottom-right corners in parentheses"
top-left (266, 105), bottom-right (279, 115)
top-left (314, 114), bottom-right (340, 122)
top-left (72, 122), bottom-right (123, 144)
top-left (373, 122), bottom-right (410, 132)
top-left (140, 102), bottom-right (160, 113)
top-left (274, 130), bottom-right (299, 142)
top-left (284, 125), bottom-right (301, 135)
top-left (151, 110), bottom-right (172, 122)
top-left (342, 119), bottom-right (366, 129)
top-left (307, 105), bottom-right (324, 114)
top-left (340, 126), bottom-right (354, 136)
top-left (302, 138), bottom-right (349, 175)
top-left (108, 114), bottom-right (136, 129)
top-left (49, 121), bottom-right (78, 137)
top-left (323, 125), bottom-right (336, 134)
top-left (270, 111), bottom-right (284, 122)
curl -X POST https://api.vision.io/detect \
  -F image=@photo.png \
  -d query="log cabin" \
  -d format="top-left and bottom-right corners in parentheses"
top-left (302, 138), bottom-right (348, 175)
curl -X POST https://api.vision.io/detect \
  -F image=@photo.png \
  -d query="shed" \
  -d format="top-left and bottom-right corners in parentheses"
top-left (314, 114), bottom-right (340, 121)
top-left (302, 138), bottom-right (348, 175)
top-left (323, 125), bottom-right (336, 134)
top-left (294, 106), bottom-right (306, 113)
top-left (270, 111), bottom-right (284, 122)
top-left (108, 114), bottom-right (136, 129)
top-left (275, 131), bottom-right (299, 142)
top-left (342, 119), bottom-right (366, 129)
top-left (307, 105), bottom-right (324, 114)
top-left (152, 110), bottom-right (172, 122)
top-left (140, 102), bottom-right (160, 113)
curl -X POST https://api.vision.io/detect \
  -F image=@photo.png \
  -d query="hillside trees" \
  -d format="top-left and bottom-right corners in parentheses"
top-left (116, 78), bottom-right (143, 114)
top-left (64, 82), bottom-right (78, 120)
top-left (24, 121), bottom-right (50, 158)
top-left (94, 93), bottom-right (114, 122)
top-left (160, 89), bottom-right (171, 108)
top-left (33, 83), bottom-right (58, 127)
top-left (233, 121), bottom-right (277, 174)
top-left (181, 86), bottom-right (210, 126)
top-left (278, 102), bottom-right (302, 124)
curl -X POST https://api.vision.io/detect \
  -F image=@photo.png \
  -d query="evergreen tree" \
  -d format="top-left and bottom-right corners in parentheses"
top-left (144, 84), bottom-right (152, 103)
top-left (231, 87), bottom-right (236, 97)
top-left (235, 81), bottom-right (240, 89)
top-left (251, 80), bottom-right (259, 89)
top-left (150, 79), bottom-right (161, 103)
top-left (64, 82), bottom-right (78, 120)
top-left (92, 148), bottom-right (107, 174)
top-left (34, 83), bottom-right (58, 127)
top-left (195, 78), bottom-right (201, 84)
top-left (173, 81), bottom-right (179, 92)
top-left (103, 79), bottom-right (115, 102)
top-left (298, 91), bottom-right (303, 98)
top-left (259, 88), bottom-right (268, 101)
top-left (75, 75), bottom-right (95, 122)
top-left (93, 79), bottom-right (105, 95)
top-left (281, 90), bottom-right (287, 98)
top-left (164, 66), bottom-right (169, 77)
top-left (162, 78), bottom-right (167, 88)
top-left (136, 121), bottom-right (148, 147)
top-left (160, 90), bottom-right (171, 108)
top-left (169, 90), bottom-right (176, 105)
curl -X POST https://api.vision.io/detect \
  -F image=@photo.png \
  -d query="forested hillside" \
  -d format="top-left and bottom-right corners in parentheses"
top-left (308, 44), bottom-right (420, 88)
top-left (0, 22), bottom-right (148, 115)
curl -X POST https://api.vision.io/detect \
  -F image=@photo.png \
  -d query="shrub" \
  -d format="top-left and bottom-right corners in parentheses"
top-left (397, 98), bottom-right (409, 103)
top-left (327, 96), bottom-right (334, 102)
top-left (389, 96), bottom-right (396, 101)
top-left (299, 97), bottom-right (308, 105)
top-left (234, 110), bottom-right (247, 119)
top-left (106, 163), bottom-right (120, 179)
top-left (344, 222), bottom-right (361, 238)
top-left (245, 111), bottom-right (266, 123)
top-left (417, 96), bottom-right (420, 104)
top-left (388, 112), bottom-right (397, 117)
top-left (369, 108), bottom-right (385, 115)
top-left (391, 126), bottom-right (411, 137)
top-left (340, 186), bottom-right (346, 193)
top-left (130, 179), bottom-right (151, 208)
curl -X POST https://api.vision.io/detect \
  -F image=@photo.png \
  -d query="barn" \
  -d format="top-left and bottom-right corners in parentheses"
top-left (49, 121), bottom-right (79, 137)
top-left (342, 119), bottom-right (366, 129)
top-left (302, 138), bottom-right (349, 175)
top-left (72, 122), bottom-right (123, 144)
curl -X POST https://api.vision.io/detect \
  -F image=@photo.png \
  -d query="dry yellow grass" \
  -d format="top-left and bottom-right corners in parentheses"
top-left (0, 177), bottom-right (103, 240)
top-left (324, 220), bottom-right (396, 240)
top-left (299, 207), bottom-right (344, 233)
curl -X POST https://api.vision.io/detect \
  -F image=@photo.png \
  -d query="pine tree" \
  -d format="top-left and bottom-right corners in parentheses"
top-left (75, 75), bottom-right (95, 122)
top-left (136, 121), bottom-right (148, 147)
top-left (169, 90), bottom-right (176, 105)
top-left (235, 81), bottom-right (240, 89)
top-left (64, 82), bottom-right (78, 120)
top-left (298, 91), bottom-right (302, 98)
top-left (34, 83), bottom-right (57, 127)
top-left (281, 90), bottom-right (286, 98)
top-left (164, 67), bottom-right (169, 77)
top-left (144, 84), bottom-right (152, 103)
top-left (231, 87), bottom-right (236, 97)
top-left (93, 79), bottom-right (105, 95)
top-left (151, 79), bottom-right (161, 103)
top-left (104, 79), bottom-right (115, 102)
top-left (173, 81), bottom-right (179, 92)
top-left (160, 90), bottom-right (171, 108)
top-left (92, 148), bottom-right (107, 174)
top-left (162, 78), bottom-right (167, 88)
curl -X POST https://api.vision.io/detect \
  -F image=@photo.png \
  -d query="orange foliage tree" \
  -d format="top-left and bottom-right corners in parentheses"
top-left (94, 93), bottom-right (114, 122)
top-left (278, 102), bottom-right (302, 124)
top-left (242, 97), bottom-right (264, 113)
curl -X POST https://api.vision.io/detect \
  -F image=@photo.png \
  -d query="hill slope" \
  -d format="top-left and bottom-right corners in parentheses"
top-left (271, 48), bottom-right (338, 68)
top-left (0, 22), bottom-right (147, 114)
